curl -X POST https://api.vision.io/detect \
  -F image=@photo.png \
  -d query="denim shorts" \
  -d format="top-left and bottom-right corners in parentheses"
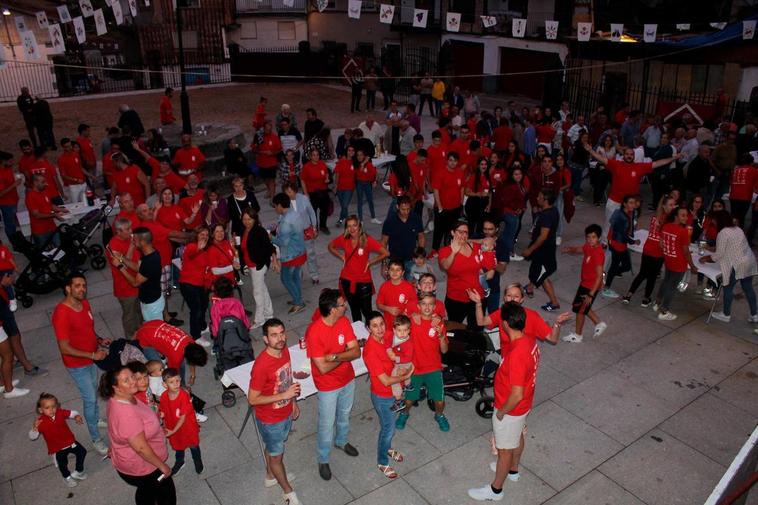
top-left (255, 417), bottom-right (292, 457)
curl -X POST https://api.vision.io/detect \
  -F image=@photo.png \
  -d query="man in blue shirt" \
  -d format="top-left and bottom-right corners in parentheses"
top-left (381, 195), bottom-right (424, 279)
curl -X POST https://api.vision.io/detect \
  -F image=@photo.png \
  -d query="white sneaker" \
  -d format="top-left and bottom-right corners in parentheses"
top-left (370, 218), bottom-right (382, 225)
top-left (97, 419), bottom-right (108, 429)
top-left (710, 312), bottom-right (731, 323)
top-left (658, 311), bottom-right (677, 321)
top-left (488, 462), bottom-right (520, 481)
top-left (510, 253), bottom-right (524, 262)
top-left (70, 470), bottom-right (87, 480)
top-left (3, 387), bottom-right (30, 399)
top-left (236, 278), bottom-right (244, 286)
top-left (265, 472), bottom-right (295, 488)
top-left (468, 484), bottom-right (504, 501)
top-left (201, 328), bottom-right (211, 336)
top-left (748, 314), bottom-right (758, 323)
top-left (195, 336), bottom-right (212, 348)
top-left (0, 379), bottom-right (20, 393)
top-left (9, 299), bottom-right (17, 312)
top-left (652, 303), bottom-right (659, 312)
top-left (195, 412), bottom-right (208, 423)
top-left (593, 322), bottom-right (608, 338)
top-left (425, 221), bottom-right (434, 232)
top-left (64, 476), bottom-right (78, 488)
top-left (562, 332), bottom-right (583, 343)
top-left (283, 491), bottom-right (301, 505)
top-left (556, 236), bottom-right (562, 245)
top-left (702, 290), bottom-right (716, 301)
top-left (601, 288), bottom-right (619, 298)
top-left (92, 439), bottom-right (109, 456)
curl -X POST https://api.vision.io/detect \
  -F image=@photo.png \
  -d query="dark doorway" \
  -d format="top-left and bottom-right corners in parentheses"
top-left (498, 47), bottom-right (561, 102)
top-left (449, 40), bottom-right (484, 92)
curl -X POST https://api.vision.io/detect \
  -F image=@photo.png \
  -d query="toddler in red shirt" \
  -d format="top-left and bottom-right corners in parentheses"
top-left (29, 392), bottom-right (88, 487)
top-left (386, 315), bottom-right (414, 411)
top-left (159, 368), bottom-right (204, 475)
top-left (477, 237), bottom-right (497, 297)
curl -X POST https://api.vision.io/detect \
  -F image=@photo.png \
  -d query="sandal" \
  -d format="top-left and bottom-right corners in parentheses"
top-left (524, 287), bottom-right (535, 298)
top-left (378, 464), bottom-right (398, 479)
top-left (387, 449), bottom-right (404, 462)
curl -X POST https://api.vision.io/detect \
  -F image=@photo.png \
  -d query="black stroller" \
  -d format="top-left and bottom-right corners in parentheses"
top-left (420, 324), bottom-right (500, 418)
top-left (212, 315), bottom-right (255, 407)
top-left (14, 204), bottom-right (113, 308)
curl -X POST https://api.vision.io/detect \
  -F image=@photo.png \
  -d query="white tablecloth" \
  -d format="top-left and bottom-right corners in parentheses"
top-left (629, 228), bottom-right (721, 285)
top-left (220, 321), bottom-right (369, 400)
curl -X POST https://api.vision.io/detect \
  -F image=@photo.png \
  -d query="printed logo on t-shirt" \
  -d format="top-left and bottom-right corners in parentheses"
top-left (733, 168), bottom-right (748, 185)
top-left (125, 177), bottom-right (131, 184)
top-left (428, 327), bottom-right (437, 337)
top-left (87, 310), bottom-right (93, 320)
top-left (399, 294), bottom-right (407, 304)
top-left (175, 407), bottom-right (181, 417)
top-left (175, 212), bottom-right (180, 220)
top-left (631, 171), bottom-right (637, 177)
top-left (357, 248), bottom-right (364, 256)
top-left (273, 361), bottom-right (293, 409)
top-left (661, 231), bottom-right (679, 257)
top-left (338, 333), bottom-right (345, 346)
top-left (191, 156), bottom-right (196, 161)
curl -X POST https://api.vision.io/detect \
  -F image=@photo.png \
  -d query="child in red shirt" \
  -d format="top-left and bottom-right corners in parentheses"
top-left (386, 315), bottom-right (413, 411)
top-left (159, 368), bottom-right (204, 475)
top-left (376, 259), bottom-right (418, 330)
top-left (128, 361), bottom-right (155, 410)
top-left (416, 272), bottom-right (446, 319)
top-left (0, 240), bottom-right (19, 311)
top-left (477, 237), bottom-right (497, 297)
top-left (29, 392), bottom-right (88, 487)
top-left (253, 97), bottom-right (267, 130)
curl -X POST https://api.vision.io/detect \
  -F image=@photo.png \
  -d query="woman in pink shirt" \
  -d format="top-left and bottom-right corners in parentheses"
top-left (99, 365), bottom-right (175, 504)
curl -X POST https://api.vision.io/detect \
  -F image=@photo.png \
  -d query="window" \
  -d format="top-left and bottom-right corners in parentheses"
top-left (240, 21), bottom-right (257, 39)
top-left (172, 30), bottom-right (199, 49)
top-left (450, 0), bottom-right (474, 23)
top-left (278, 21), bottom-right (296, 40)
top-left (690, 65), bottom-right (707, 95)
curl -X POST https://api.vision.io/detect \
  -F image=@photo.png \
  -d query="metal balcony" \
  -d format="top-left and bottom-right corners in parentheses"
top-left (236, 0), bottom-right (307, 14)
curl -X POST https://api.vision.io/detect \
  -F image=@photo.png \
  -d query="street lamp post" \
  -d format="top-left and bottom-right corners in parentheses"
top-left (175, 2), bottom-right (191, 134)
top-left (2, 7), bottom-right (17, 59)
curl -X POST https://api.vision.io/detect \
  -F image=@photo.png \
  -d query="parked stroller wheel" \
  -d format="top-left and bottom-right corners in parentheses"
top-left (21, 295), bottom-right (34, 308)
top-left (222, 390), bottom-right (236, 408)
top-left (90, 255), bottom-right (107, 270)
top-left (475, 397), bottom-right (494, 419)
top-left (88, 244), bottom-right (104, 257)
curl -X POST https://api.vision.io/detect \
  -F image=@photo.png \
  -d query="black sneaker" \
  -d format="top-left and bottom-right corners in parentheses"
top-left (318, 463), bottom-right (332, 481)
top-left (621, 295), bottom-right (631, 305)
top-left (172, 461), bottom-right (185, 476)
top-left (194, 461), bottom-right (204, 474)
top-left (167, 317), bottom-right (184, 327)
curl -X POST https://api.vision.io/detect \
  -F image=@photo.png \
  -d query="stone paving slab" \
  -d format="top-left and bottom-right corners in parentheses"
top-left (711, 359), bottom-right (758, 417)
top-left (541, 471), bottom-right (646, 505)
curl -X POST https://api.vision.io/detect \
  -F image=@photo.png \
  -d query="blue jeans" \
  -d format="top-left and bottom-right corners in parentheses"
top-left (337, 189), bottom-right (353, 221)
top-left (67, 364), bottom-right (101, 443)
top-left (256, 417), bottom-right (292, 457)
top-left (355, 181), bottom-right (375, 220)
top-left (569, 161), bottom-right (584, 195)
top-left (555, 192), bottom-right (565, 237)
top-left (500, 213), bottom-right (519, 258)
top-left (403, 259), bottom-right (415, 282)
top-left (280, 265), bottom-right (303, 306)
top-left (0, 204), bottom-right (17, 242)
top-left (722, 270), bottom-right (757, 316)
top-left (33, 231), bottom-right (59, 249)
top-left (316, 379), bottom-right (355, 463)
top-left (305, 239), bottom-right (319, 282)
top-left (371, 393), bottom-right (396, 466)
top-left (486, 273), bottom-right (501, 314)
top-left (140, 296), bottom-right (165, 322)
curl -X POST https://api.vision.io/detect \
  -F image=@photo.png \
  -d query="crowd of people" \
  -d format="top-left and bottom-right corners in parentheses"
top-left (1, 83), bottom-right (757, 505)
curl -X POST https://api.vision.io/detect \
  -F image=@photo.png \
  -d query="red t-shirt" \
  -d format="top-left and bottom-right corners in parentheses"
top-left (536, 124), bottom-right (556, 143)
top-left (158, 389), bottom-right (199, 450)
top-left (331, 235), bottom-right (382, 284)
top-left (35, 409), bottom-right (76, 454)
top-left (410, 318), bottom-right (447, 374)
top-left (207, 241), bottom-right (236, 283)
top-left (52, 300), bottom-right (99, 368)
top-left (253, 134), bottom-right (281, 169)
top-left (113, 165), bottom-right (146, 205)
top-left (160, 170), bottom-right (187, 195)
top-left (493, 336), bottom-right (539, 415)
top-left (493, 126), bottom-right (513, 151)
top-left (643, 215), bottom-right (664, 258)
top-left (179, 190), bottom-right (204, 229)
top-left (661, 223), bottom-right (690, 272)
top-left (160, 96), bottom-right (175, 124)
top-left (407, 153), bottom-right (429, 192)
top-left (0, 245), bottom-right (15, 271)
top-left (249, 347), bottom-right (294, 423)
top-left (76, 136), bottom-right (96, 168)
top-left (438, 243), bottom-right (485, 302)
top-left (363, 335), bottom-right (395, 398)
top-left (355, 161), bottom-right (377, 183)
top-left (376, 280), bottom-right (418, 329)
top-left (301, 160), bottom-right (329, 192)
top-left (334, 159), bottom-right (356, 191)
top-left (606, 160), bottom-right (653, 202)
top-left (140, 221), bottom-right (172, 268)
top-left (24, 159), bottom-right (61, 199)
top-left (580, 243), bottom-right (604, 289)
top-left (466, 172), bottom-right (492, 195)
top-left (179, 242), bottom-right (208, 287)
top-left (433, 167), bottom-right (465, 210)
top-left (0, 167), bottom-right (19, 206)
top-left (426, 144), bottom-right (449, 188)
top-left (305, 316), bottom-right (357, 392)
top-left (173, 147), bottom-right (206, 177)
top-left (107, 235), bottom-right (140, 298)
top-left (102, 152), bottom-right (116, 187)
top-left (241, 229), bottom-right (254, 268)
top-left (117, 210), bottom-right (141, 230)
top-left (156, 205), bottom-right (188, 232)
top-left (57, 152), bottom-right (85, 185)
top-left (135, 321), bottom-right (192, 369)
top-left (448, 139), bottom-right (469, 160)
top-left (730, 165), bottom-right (757, 201)
top-left (488, 307), bottom-right (550, 356)
top-left (25, 190), bottom-right (57, 235)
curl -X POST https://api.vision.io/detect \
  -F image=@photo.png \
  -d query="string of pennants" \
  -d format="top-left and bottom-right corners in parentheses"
top-left (11, 0), bottom-right (145, 61)
top-left (338, 2), bottom-right (757, 43)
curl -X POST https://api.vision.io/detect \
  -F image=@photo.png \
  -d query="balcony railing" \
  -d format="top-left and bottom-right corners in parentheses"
top-left (236, 0), bottom-right (307, 13)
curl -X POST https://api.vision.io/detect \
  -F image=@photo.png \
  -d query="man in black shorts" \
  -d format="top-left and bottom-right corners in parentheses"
top-left (521, 189), bottom-right (561, 312)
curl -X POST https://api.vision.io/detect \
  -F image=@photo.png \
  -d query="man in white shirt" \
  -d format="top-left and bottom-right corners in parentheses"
top-left (398, 120), bottom-right (418, 156)
top-left (359, 115), bottom-right (384, 148)
top-left (567, 115), bottom-right (587, 144)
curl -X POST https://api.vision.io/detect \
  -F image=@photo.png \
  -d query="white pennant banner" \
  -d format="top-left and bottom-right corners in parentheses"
top-left (21, 30), bottom-right (41, 60)
top-left (94, 8), bottom-right (108, 35)
top-left (481, 16), bottom-right (497, 28)
top-left (544, 20), bottom-right (558, 39)
top-left (643, 23), bottom-right (657, 42)
top-left (512, 18), bottom-right (526, 37)
top-left (283, 0), bottom-right (294, 6)
top-left (347, 0), bottom-right (361, 19)
top-left (744, 20), bottom-right (756, 40)
top-left (112, 0), bottom-right (124, 25)
top-left (446, 12), bottom-right (461, 32)
top-left (0, 44), bottom-right (6, 70)
top-left (676, 23), bottom-right (690, 30)
top-left (73, 16), bottom-right (87, 43)
top-left (710, 22), bottom-right (726, 30)
top-left (128, 0), bottom-right (138, 17)
top-left (610, 23), bottom-right (623, 41)
top-left (378, 4), bottom-right (394, 24)
top-left (577, 22), bottom-right (592, 41)
top-left (80, 0), bottom-right (95, 17)
top-left (412, 9), bottom-right (427, 28)
top-left (48, 24), bottom-right (65, 53)
top-left (36, 11), bottom-right (49, 29)
top-left (14, 16), bottom-right (28, 33)
top-left (57, 5), bottom-right (72, 23)
top-left (315, 0), bottom-right (328, 13)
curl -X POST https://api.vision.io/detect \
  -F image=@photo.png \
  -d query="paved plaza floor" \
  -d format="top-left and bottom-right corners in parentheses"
top-left (1, 184), bottom-right (757, 505)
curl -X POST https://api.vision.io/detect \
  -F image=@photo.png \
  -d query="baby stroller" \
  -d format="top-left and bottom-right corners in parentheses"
top-left (420, 324), bottom-right (500, 419)
top-left (212, 315), bottom-right (255, 407)
top-left (15, 204), bottom-right (113, 308)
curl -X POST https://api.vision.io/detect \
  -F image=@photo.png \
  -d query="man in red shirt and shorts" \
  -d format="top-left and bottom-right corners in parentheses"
top-left (247, 318), bottom-right (302, 505)
top-left (305, 289), bottom-right (361, 481)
